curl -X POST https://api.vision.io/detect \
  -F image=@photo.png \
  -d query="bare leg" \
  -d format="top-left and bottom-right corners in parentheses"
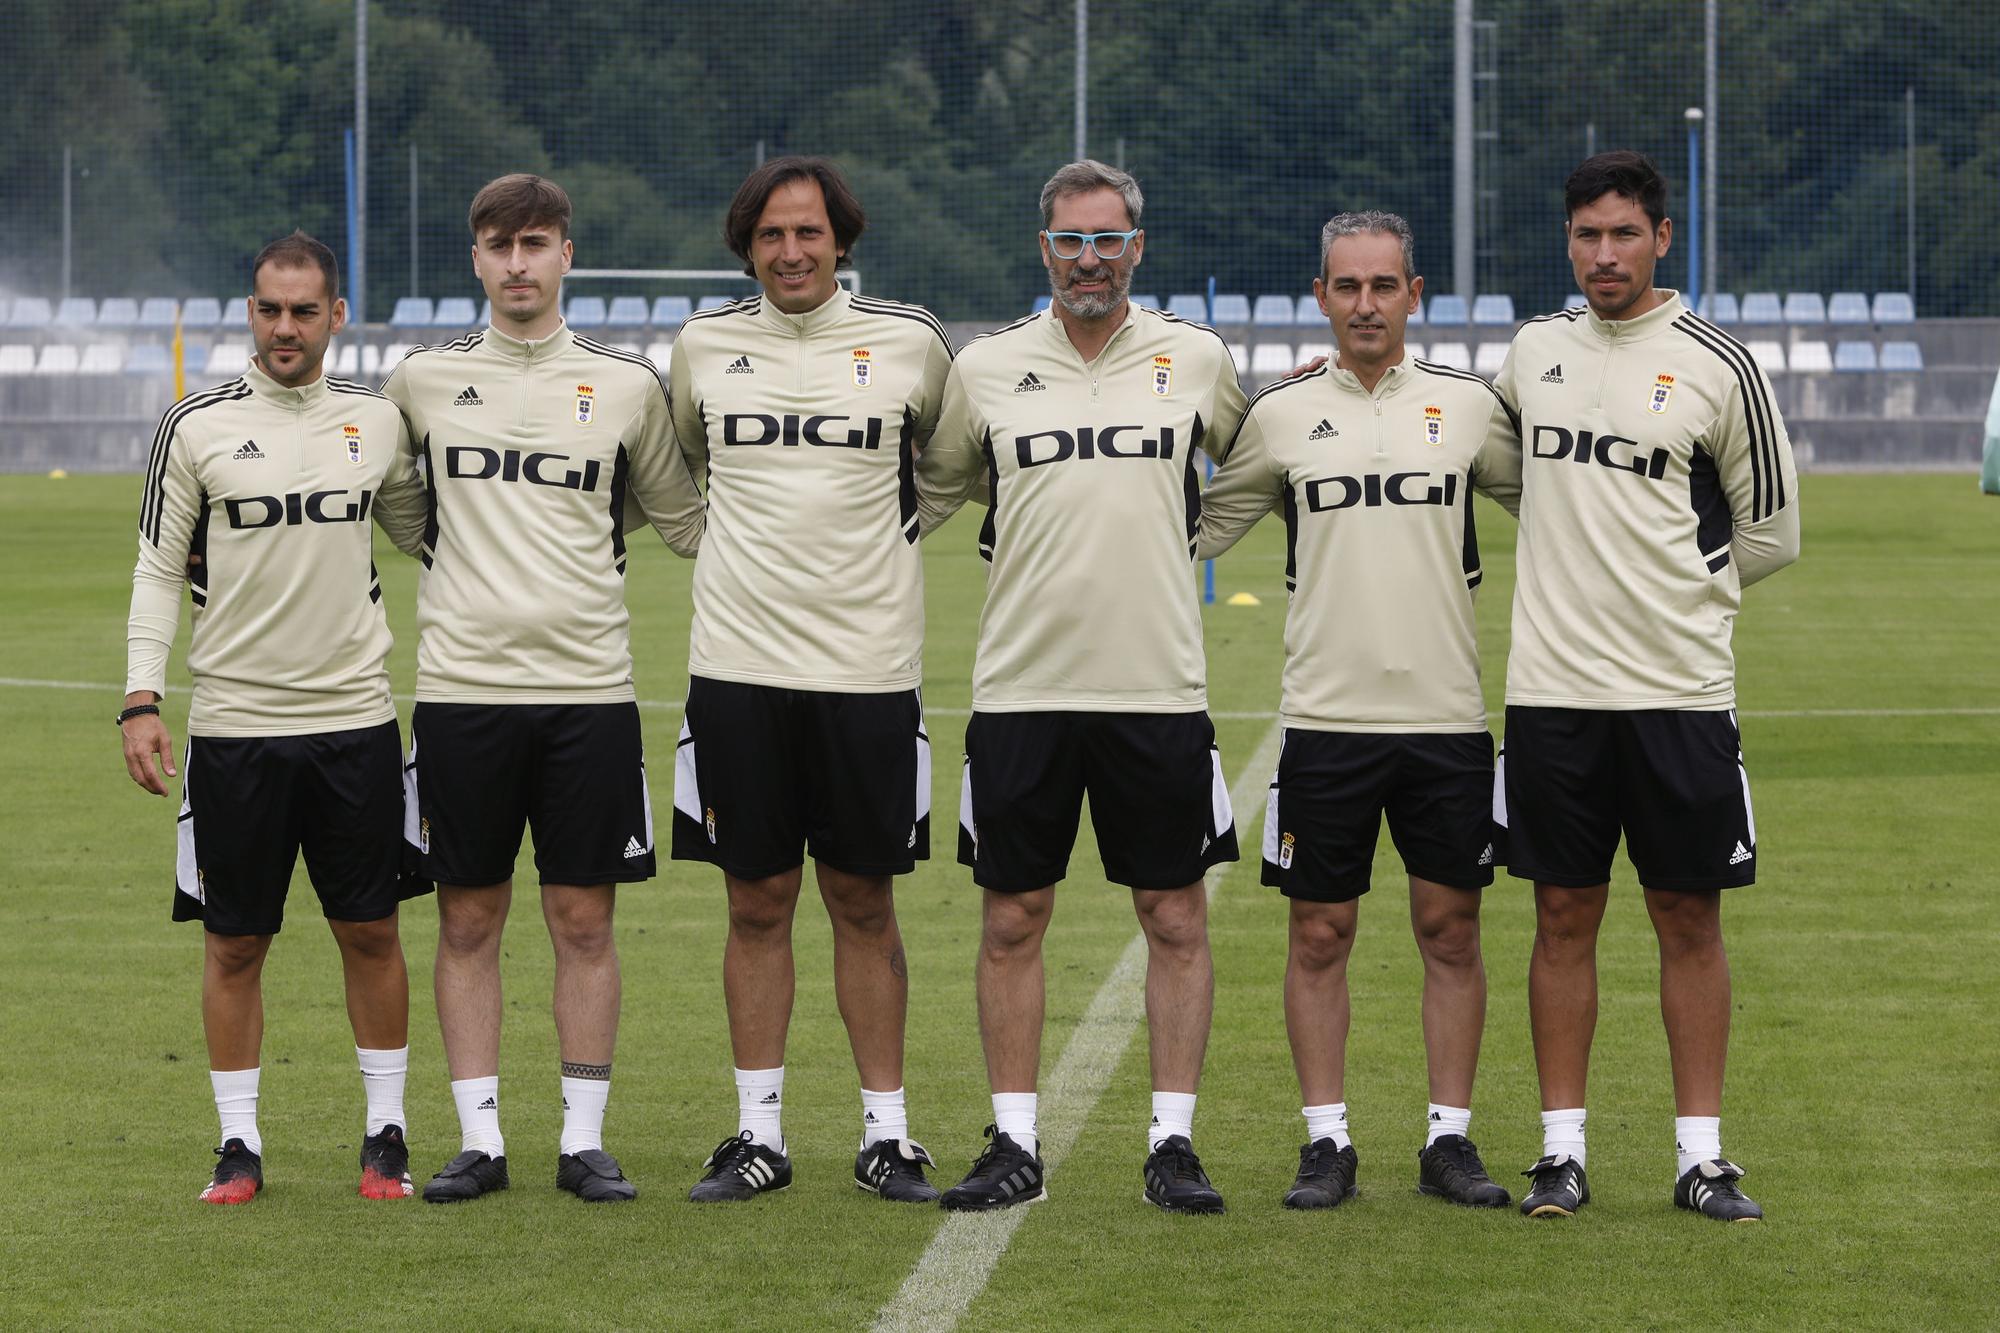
top-left (434, 883), bottom-right (510, 1080)
top-left (1528, 882), bottom-right (1610, 1109)
top-left (1409, 877), bottom-right (1486, 1108)
top-left (976, 887), bottom-right (1054, 1092)
top-left (202, 932), bottom-right (273, 1070)
top-left (1284, 897), bottom-right (1358, 1106)
top-left (1132, 884), bottom-right (1213, 1095)
top-left (816, 864), bottom-right (905, 1091)
top-left (722, 868), bottom-right (804, 1069)
top-left (543, 884), bottom-right (620, 1066)
top-left (328, 914), bottom-right (408, 1052)
top-left (1644, 887), bottom-right (1730, 1116)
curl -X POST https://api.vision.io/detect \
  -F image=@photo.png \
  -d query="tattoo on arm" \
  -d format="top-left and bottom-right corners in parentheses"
top-left (561, 1060), bottom-right (612, 1080)
top-left (888, 946), bottom-right (907, 980)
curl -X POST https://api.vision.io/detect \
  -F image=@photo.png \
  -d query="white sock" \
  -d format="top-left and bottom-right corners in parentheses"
top-left (211, 1067), bottom-right (262, 1156)
top-left (451, 1076), bottom-right (504, 1156)
top-left (1303, 1102), bottom-right (1350, 1151)
top-left (1150, 1091), bottom-right (1196, 1151)
top-left (1675, 1115), bottom-right (1722, 1179)
top-left (861, 1086), bottom-right (907, 1149)
top-left (1426, 1103), bottom-right (1472, 1148)
top-left (1542, 1107), bottom-right (1586, 1166)
top-left (992, 1092), bottom-right (1038, 1155)
top-left (735, 1066), bottom-right (784, 1150)
top-left (560, 1075), bottom-right (610, 1156)
top-left (356, 1046), bottom-right (407, 1136)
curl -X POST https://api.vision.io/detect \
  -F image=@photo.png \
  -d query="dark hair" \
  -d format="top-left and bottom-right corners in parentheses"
top-left (468, 173), bottom-right (572, 241)
top-left (251, 229), bottom-right (339, 300)
top-left (723, 156), bottom-right (866, 276)
top-left (1564, 150), bottom-right (1669, 228)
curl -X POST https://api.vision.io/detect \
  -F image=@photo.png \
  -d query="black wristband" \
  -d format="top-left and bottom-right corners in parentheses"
top-left (118, 703), bottom-right (161, 726)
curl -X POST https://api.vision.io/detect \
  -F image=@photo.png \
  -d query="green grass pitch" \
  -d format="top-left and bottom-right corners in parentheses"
top-left (0, 472), bottom-right (1994, 1329)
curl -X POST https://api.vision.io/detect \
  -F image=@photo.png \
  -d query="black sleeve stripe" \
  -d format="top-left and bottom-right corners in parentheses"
top-left (1413, 358), bottom-right (1520, 434)
top-left (1241, 362), bottom-right (1328, 415)
top-left (1520, 307), bottom-right (1589, 326)
top-left (141, 381), bottom-right (250, 545)
top-left (961, 311), bottom-right (1041, 351)
top-left (326, 376), bottom-right (390, 400)
top-left (850, 296), bottom-right (954, 353)
top-left (400, 330), bottom-right (484, 360)
top-left (1147, 306), bottom-right (1231, 351)
top-left (573, 333), bottom-right (660, 376)
top-left (678, 296), bottom-right (760, 329)
top-left (1674, 313), bottom-right (1782, 520)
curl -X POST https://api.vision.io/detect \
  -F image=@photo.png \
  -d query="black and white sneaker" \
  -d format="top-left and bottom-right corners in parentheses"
top-left (557, 1148), bottom-right (637, 1203)
top-left (687, 1131), bottom-right (791, 1202)
top-left (1675, 1158), bottom-right (1763, 1222)
top-left (938, 1125), bottom-right (1046, 1211)
top-left (199, 1138), bottom-right (263, 1205)
top-left (1519, 1153), bottom-right (1589, 1217)
top-left (1417, 1134), bottom-right (1511, 1208)
top-left (1143, 1135), bottom-right (1226, 1215)
top-left (358, 1124), bottom-right (413, 1199)
top-left (1282, 1137), bottom-right (1357, 1210)
top-left (855, 1138), bottom-right (942, 1203)
top-left (422, 1149), bottom-right (509, 1203)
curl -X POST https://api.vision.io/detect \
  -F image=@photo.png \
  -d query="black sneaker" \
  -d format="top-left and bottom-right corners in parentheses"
top-left (687, 1131), bottom-right (791, 1202)
top-left (1282, 1137), bottom-right (1357, 1210)
top-left (422, 1149), bottom-right (510, 1203)
top-left (1143, 1135), bottom-right (1226, 1215)
top-left (1519, 1153), bottom-right (1589, 1217)
top-left (557, 1148), bottom-right (637, 1203)
top-left (199, 1138), bottom-right (263, 1205)
top-left (1675, 1158), bottom-right (1763, 1222)
top-left (855, 1138), bottom-right (942, 1203)
top-left (358, 1124), bottom-right (413, 1199)
top-left (1417, 1134), bottom-right (1511, 1208)
top-left (938, 1125), bottom-right (1046, 1211)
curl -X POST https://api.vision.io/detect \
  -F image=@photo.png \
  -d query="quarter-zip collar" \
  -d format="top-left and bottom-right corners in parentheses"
top-left (756, 286), bottom-right (852, 337)
top-left (1327, 353), bottom-right (1413, 400)
top-left (1039, 301), bottom-right (1136, 362)
top-left (483, 320), bottom-right (576, 363)
top-left (1583, 289), bottom-right (1684, 344)
top-left (244, 356), bottom-right (329, 408)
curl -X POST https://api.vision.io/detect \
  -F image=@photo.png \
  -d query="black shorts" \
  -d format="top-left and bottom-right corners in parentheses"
top-left (1260, 729), bottom-right (1502, 903)
top-left (957, 710), bottom-right (1237, 893)
top-left (173, 720), bottom-right (429, 936)
top-left (1500, 705), bottom-right (1757, 892)
top-left (670, 676), bottom-right (930, 879)
top-left (406, 702), bottom-right (656, 887)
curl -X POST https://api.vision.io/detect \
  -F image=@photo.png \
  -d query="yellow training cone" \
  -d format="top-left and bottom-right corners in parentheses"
top-left (47, 469), bottom-right (68, 479)
top-left (1225, 591), bottom-right (1261, 606)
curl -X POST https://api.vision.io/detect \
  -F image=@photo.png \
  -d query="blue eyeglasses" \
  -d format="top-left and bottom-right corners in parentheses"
top-left (1042, 229), bottom-right (1140, 261)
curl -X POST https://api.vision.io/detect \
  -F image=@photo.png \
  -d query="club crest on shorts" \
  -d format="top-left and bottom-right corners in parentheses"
top-left (1424, 405), bottom-right (1444, 446)
top-left (852, 348), bottom-right (872, 388)
top-left (1152, 355), bottom-right (1173, 398)
top-left (1649, 373), bottom-right (1676, 415)
top-left (342, 423), bottom-right (363, 464)
top-left (575, 384), bottom-right (596, 425)
top-left (1279, 831), bottom-right (1296, 869)
top-left (704, 806), bottom-right (717, 844)
top-left (419, 816), bottom-right (431, 854)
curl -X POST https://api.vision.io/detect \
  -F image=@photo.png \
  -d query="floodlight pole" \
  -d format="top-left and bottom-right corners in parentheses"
top-left (353, 0), bottom-right (368, 325)
top-left (1453, 0), bottom-right (1473, 302)
top-left (1905, 87), bottom-right (1916, 305)
top-left (1704, 0), bottom-right (1717, 309)
top-left (1685, 108), bottom-right (1703, 310)
top-left (409, 144), bottom-right (419, 298)
top-left (1074, 0), bottom-right (1088, 160)
top-left (61, 145), bottom-right (72, 302)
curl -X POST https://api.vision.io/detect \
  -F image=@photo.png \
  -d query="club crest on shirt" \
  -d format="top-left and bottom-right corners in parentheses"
top-left (852, 348), bottom-right (873, 388)
top-left (1279, 831), bottom-right (1296, 869)
top-left (342, 423), bottom-right (362, 464)
top-left (1424, 405), bottom-right (1443, 446)
top-left (1151, 355), bottom-right (1173, 398)
top-left (575, 384), bottom-right (596, 425)
top-left (1648, 373), bottom-right (1675, 415)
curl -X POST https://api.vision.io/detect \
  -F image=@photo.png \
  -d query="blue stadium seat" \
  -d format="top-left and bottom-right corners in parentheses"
top-left (1167, 294), bottom-right (1208, 321)
top-left (1740, 292), bottom-right (1782, 323)
top-left (651, 296), bottom-right (693, 327)
top-left (54, 297), bottom-right (96, 328)
top-left (1872, 292), bottom-right (1915, 324)
top-left (1879, 340), bottom-right (1923, 371)
top-left (567, 296), bottom-right (608, 327)
top-left (1827, 292), bottom-right (1870, 324)
top-left (1700, 292), bottom-right (1740, 324)
top-left (125, 344), bottom-right (171, 375)
top-left (179, 297), bottom-right (222, 329)
top-left (1833, 340), bottom-right (1877, 371)
top-left (390, 296), bottom-right (434, 327)
top-left (1471, 294), bottom-right (1515, 326)
top-left (222, 296), bottom-right (250, 329)
top-left (1407, 297), bottom-right (1427, 325)
top-left (607, 296), bottom-right (650, 328)
top-left (7, 297), bottom-right (52, 329)
top-left (1295, 294), bottom-right (1321, 324)
top-left (1210, 294), bottom-right (1252, 324)
top-left (1782, 292), bottom-right (1827, 324)
top-left (1251, 295), bottom-right (1295, 326)
top-left (1564, 292), bottom-right (1588, 310)
top-left (697, 296), bottom-right (734, 311)
top-left (139, 297), bottom-right (179, 328)
top-left (1130, 294), bottom-right (1160, 309)
top-left (1032, 295), bottom-right (1053, 313)
top-left (1426, 294), bottom-right (1469, 325)
top-left (433, 296), bottom-right (477, 327)
top-left (97, 298), bottom-right (139, 329)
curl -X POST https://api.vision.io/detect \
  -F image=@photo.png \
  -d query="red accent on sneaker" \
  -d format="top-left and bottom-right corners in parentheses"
top-left (200, 1175), bottom-right (260, 1205)
top-left (358, 1167), bottom-right (413, 1199)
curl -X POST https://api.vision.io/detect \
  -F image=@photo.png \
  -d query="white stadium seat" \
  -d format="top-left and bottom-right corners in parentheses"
top-left (35, 344), bottom-right (81, 374)
top-left (1827, 292), bottom-right (1871, 324)
top-left (331, 343), bottom-right (360, 376)
top-left (1295, 341), bottom-right (1333, 365)
top-left (1782, 292), bottom-right (1827, 324)
top-left (1426, 294), bottom-right (1469, 325)
top-left (1227, 343), bottom-right (1249, 375)
top-left (126, 344), bottom-right (171, 375)
top-left (433, 297), bottom-right (478, 327)
top-left (1788, 340), bottom-right (1833, 372)
top-left (361, 344), bottom-right (382, 376)
top-left (697, 296), bottom-right (734, 311)
top-left (1166, 294), bottom-right (1207, 321)
top-left (97, 298), bottom-right (140, 329)
top-left (1403, 341), bottom-right (1425, 362)
top-left (607, 296), bottom-right (650, 328)
top-left (180, 297), bottom-right (222, 328)
top-left (7, 298), bottom-right (52, 329)
top-left (1249, 343), bottom-right (1294, 377)
top-left (645, 341), bottom-right (676, 365)
top-left (138, 297), bottom-right (179, 328)
top-left (1425, 341), bottom-right (1471, 370)
top-left (1471, 294), bottom-right (1515, 326)
top-left (379, 343), bottom-right (413, 373)
top-left (1564, 292), bottom-right (1588, 310)
top-left (55, 297), bottom-right (97, 328)
top-left (1833, 340), bottom-right (1878, 371)
top-left (1210, 294), bottom-right (1252, 324)
top-left (204, 341), bottom-right (249, 376)
top-left (1473, 342), bottom-right (1507, 375)
top-left (390, 297), bottom-right (434, 327)
top-left (1294, 294), bottom-right (1321, 324)
top-left (1252, 295), bottom-right (1295, 326)
top-left (566, 296), bottom-right (608, 327)
top-left (0, 345), bottom-right (35, 374)
top-left (1700, 292), bottom-right (1741, 324)
top-left (1746, 340), bottom-right (1787, 373)
top-left (1740, 292), bottom-right (1782, 323)
top-left (222, 296), bottom-right (250, 329)
top-left (79, 344), bottom-right (123, 373)
top-left (652, 296), bottom-right (693, 327)
top-left (1872, 292), bottom-right (1915, 324)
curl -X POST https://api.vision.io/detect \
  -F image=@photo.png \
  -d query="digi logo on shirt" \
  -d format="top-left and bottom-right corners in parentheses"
top-left (445, 446), bottom-right (604, 491)
top-left (1301, 472), bottom-right (1460, 512)
top-left (1014, 424), bottom-right (1180, 468)
top-left (1530, 425), bottom-right (1670, 480)
top-left (721, 413), bottom-right (887, 450)
top-left (224, 489), bottom-right (375, 529)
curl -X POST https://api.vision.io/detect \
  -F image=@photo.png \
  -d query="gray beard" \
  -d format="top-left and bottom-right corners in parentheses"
top-left (1050, 266), bottom-right (1130, 320)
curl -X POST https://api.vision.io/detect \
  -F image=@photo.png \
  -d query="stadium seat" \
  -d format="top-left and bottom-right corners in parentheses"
top-left (180, 297), bottom-right (222, 329)
top-left (1872, 291), bottom-right (1915, 324)
top-left (1032, 295), bottom-right (1053, 313)
top-left (1827, 292), bottom-right (1871, 324)
top-left (34, 344), bottom-right (80, 374)
top-left (1131, 294), bottom-right (1160, 309)
top-left (1407, 297), bottom-right (1425, 326)
top-left (7, 297), bottom-right (52, 329)
top-left (361, 344), bottom-right (383, 377)
top-left (138, 297), bottom-right (179, 328)
top-left (221, 296), bottom-right (250, 329)
top-left (1249, 343), bottom-right (1294, 377)
top-left (1167, 294), bottom-right (1208, 321)
top-left (1473, 342), bottom-right (1508, 375)
top-left (1788, 340), bottom-right (1833, 372)
top-left (1782, 292), bottom-right (1827, 324)
top-left (1295, 294), bottom-right (1321, 325)
top-left (1427, 294), bottom-right (1469, 325)
top-left (1252, 295), bottom-right (1294, 326)
top-left (1426, 341), bottom-right (1471, 370)
top-left (1746, 340), bottom-right (1787, 373)
top-left (1210, 294), bottom-right (1252, 325)
top-left (645, 341), bottom-right (675, 365)
top-left (1295, 341), bottom-right (1333, 365)
top-left (390, 296), bottom-right (434, 327)
top-left (79, 343), bottom-right (123, 373)
top-left (607, 296), bottom-right (650, 328)
top-left (433, 297), bottom-right (478, 327)
top-left (379, 343), bottom-right (412, 372)
top-left (1226, 343), bottom-right (1249, 375)
top-left (1879, 340), bottom-right (1923, 371)
top-left (1833, 340), bottom-right (1878, 371)
top-left (480, 299), bottom-right (494, 326)
top-left (97, 297), bottom-right (139, 329)
top-left (54, 297), bottom-right (97, 328)
top-left (331, 343), bottom-right (360, 376)
top-left (567, 296), bottom-right (608, 328)
top-left (1403, 341), bottom-right (1425, 362)
top-left (1740, 292), bottom-right (1781, 323)
top-left (651, 296), bottom-right (692, 327)
top-left (0, 345), bottom-right (34, 374)
top-left (1564, 292), bottom-right (1588, 310)
top-left (1471, 294), bottom-right (1515, 326)
top-left (697, 296), bottom-right (734, 311)
top-left (125, 343), bottom-right (170, 375)
top-left (204, 341), bottom-right (249, 375)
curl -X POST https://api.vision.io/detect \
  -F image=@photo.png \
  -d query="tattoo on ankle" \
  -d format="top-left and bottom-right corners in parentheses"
top-left (888, 945), bottom-right (907, 979)
top-left (561, 1060), bottom-right (611, 1080)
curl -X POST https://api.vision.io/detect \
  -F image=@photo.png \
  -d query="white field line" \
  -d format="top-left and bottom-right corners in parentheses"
top-left (13, 676), bottom-right (1998, 723)
top-left (871, 719), bottom-right (1286, 1333)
